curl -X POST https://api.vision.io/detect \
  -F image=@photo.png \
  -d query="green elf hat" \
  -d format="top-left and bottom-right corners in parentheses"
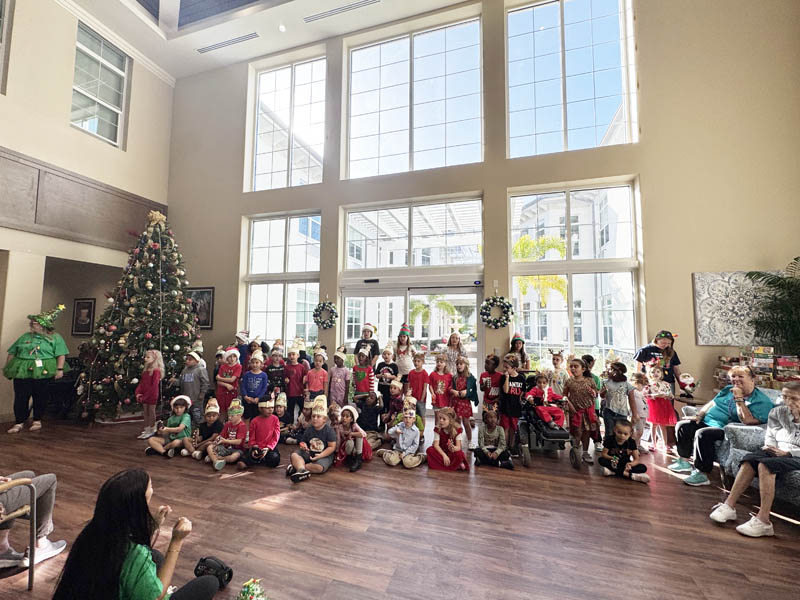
top-left (228, 400), bottom-right (244, 416)
top-left (28, 304), bottom-right (66, 330)
top-left (511, 332), bottom-right (524, 344)
top-left (399, 322), bottom-right (411, 338)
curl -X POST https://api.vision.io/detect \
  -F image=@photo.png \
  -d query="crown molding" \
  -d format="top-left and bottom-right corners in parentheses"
top-left (53, 0), bottom-right (176, 87)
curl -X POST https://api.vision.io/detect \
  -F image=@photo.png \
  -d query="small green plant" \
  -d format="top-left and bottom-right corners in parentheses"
top-left (746, 256), bottom-right (800, 355)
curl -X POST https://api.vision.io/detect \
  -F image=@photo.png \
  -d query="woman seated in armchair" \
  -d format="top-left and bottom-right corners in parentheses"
top-left (708, 381), bottom-right (800, 537)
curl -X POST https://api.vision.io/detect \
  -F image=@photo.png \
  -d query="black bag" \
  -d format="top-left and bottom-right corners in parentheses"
top-left (194, 556), bottom-right (233, 588)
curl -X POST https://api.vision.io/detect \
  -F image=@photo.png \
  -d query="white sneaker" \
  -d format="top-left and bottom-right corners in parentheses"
top-left (582, 451), bottom-right (594, 464)
top-left (736, 516), bottom-right (774, 538)
top-left (180, 449), bottom-right (190, 457)
top-left (631, 473), bottom-right (650, 484)
top-left (192, 451), bottom-right (202, 460)
top-left (137, 429), bottom-right (151, 439)
top-left (602, 467), bottom-right (614, 476)
top-left (7, 424), bottom-right (24, 434)
top-left (204, 455), bottom-right (211, 463)
top-left (22, 539), bottom-right (67, 566)
top-left (638, 445), bottom-right (649, 454)
top-left (594, 441), bottom-right (603, 452)
top-left (709, 502), bottom-right (737, 523)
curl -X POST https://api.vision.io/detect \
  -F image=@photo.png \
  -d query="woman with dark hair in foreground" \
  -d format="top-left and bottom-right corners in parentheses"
top-left (52, 469), bottom-right (219, 600)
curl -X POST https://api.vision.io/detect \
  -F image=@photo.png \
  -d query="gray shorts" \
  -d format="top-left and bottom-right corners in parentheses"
top-left (216, 445), bottom-right (241, 458)
top-left (296, 449), bottom-right (333, 472)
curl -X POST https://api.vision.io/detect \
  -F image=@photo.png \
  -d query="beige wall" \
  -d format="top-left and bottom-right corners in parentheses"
top-left (0, 0), bottom-right (173, 204)
top-left (159, 0), bottom-right (799, 389)
top-left (41, 257), bottom-right (122, 351)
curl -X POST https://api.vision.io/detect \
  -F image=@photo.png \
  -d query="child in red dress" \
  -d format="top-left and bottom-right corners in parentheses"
top-left (644, 363), bottom-right (675, 452)
top-left (215, 347), bottom-right (242, 421)
top-left (334, 405), bottom-right (372, 471)
top-left (426, 407), bottom-right (469, 471)
top-left (526, 373), bottom-right (565, 428)
top-left (135, 349), bottom-right (163, 439)
top-left (450, 356), bottom-right (478, 446)
top-left (428, 354), bottom-right (452, 414)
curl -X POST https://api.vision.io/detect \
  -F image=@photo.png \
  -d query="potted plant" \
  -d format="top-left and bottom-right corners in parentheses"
top-left (746, 256), bottom-right (800, 355)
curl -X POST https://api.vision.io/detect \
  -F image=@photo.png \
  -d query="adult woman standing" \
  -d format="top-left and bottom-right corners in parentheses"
top-left (709, 381), bottom-right (800, 537)
top-left (4, 305), bottom-right (69, 434)
top-left (633, 330), bottom-right (683, 391)
top-left (53, 469), bottom-right (219, 600)
top-left (669, 365), bottom-right (774, 486)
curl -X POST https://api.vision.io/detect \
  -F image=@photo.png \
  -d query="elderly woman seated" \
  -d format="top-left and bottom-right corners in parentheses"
top-left (668, 365), bottom-right (775, 486)
top-left (708, 381), bottom-right (800, 537)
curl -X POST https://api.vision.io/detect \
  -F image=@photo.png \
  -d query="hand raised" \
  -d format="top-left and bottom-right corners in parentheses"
top-left (171, 516), bottom-right (192, 541)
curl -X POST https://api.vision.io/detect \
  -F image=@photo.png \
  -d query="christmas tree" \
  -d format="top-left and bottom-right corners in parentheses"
top-left (76, 210), bottom-right (198, 418)
top-left (236, 579), bottom-right (269, 600)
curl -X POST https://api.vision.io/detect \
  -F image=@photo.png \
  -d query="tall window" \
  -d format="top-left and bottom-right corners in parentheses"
top-left (510, 184), bottom-right (637, 369)
top-left (247, 215), bottom-right (321, 346)
top-left (348, 19), bottom-right (482, 179)
top-left (71, 23), bottom-right (129, 145)
top-left (507, 0), bottom-right (637, 158)
top-left (254, 57), bottom-right (326, 191)
top-left (345, 199), bottom-right (482, 269)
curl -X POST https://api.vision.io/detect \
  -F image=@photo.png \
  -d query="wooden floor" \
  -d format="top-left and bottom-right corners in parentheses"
top-left (0, 420), bottom-right (797, 600)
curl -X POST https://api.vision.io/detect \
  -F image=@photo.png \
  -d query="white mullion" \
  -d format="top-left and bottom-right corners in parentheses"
top-left (409, 35), bottom-right (415, 171)
top-left (407, 206), bottom-right (413, 267)
top-left (620, 0), bottom-right (633, 144)
top-left (76, 42), bottom-right (127, 78)
top-left (72, 86), bottom-right (123, 118)
top-left (283, 217), bottom-right (290, 274)
top-left (282, 282), bottom-right (289, 346)
top-left (564, 188), bottom-right (572, 263)
top-left (566, 273), bottom-right (574, 356)
top-left (558, 0), bottom-right (568, 151)
top-left (286, 65), bottom-right (296, 189)
top-left (253, 72), bottom-right (262, 191)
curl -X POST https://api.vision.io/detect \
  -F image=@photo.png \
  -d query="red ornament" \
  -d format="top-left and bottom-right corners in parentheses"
top-left (109, 325), bottom-right (117, 331)
top-left (93, 403), bottom-right (101, 409)
top-left (133, 248), bottom-right (140, 254)
top-left (123, 398), bottom-right (131, 404)
top-left (151, 242), bottom-right (160, 250)
top-left (145, 332), bottom-right (153, 339)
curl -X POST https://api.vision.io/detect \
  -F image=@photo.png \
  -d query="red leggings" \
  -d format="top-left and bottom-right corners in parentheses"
top-left (425, 447), bottom-right (469, 471)
top-left (535, 405), bottom-right (565, 427)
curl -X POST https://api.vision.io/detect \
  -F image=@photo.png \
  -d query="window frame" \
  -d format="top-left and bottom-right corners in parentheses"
top-left (345, 16), bottom-right (484, 179)
top-left (508, 181), bottom-right (639, 357)
top-left (343, 196), bottom-right (484, 273)
top-left (505, 0), bottom-right (638, 158)
top-left (71, 22), bottom-right (130, 147)
top-left (252, 55), bottom-right (327, 191)
top-left (0, 0), bottom-right (14, 95)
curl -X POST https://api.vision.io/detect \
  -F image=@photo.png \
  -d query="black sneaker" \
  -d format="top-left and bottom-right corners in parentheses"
top-left (290, 469), bottom-right (311, 483)
top-left (145, 447), bottom-right (159, 456)
top-left (285, 464), bottom-right (296, 478)
top-left (501, 460), bottom-right (515, 470)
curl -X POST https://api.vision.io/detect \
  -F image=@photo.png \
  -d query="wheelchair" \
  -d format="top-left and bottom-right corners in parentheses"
top-left (518, 398), bottom-right (578, 468)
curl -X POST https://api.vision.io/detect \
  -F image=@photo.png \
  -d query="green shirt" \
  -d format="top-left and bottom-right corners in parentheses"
top-left (3, 331), bottom-right (70, 380)
top-left (166, 413), bottom-right (192, 441)
top-left (119, 543), bottom-right (168, 600)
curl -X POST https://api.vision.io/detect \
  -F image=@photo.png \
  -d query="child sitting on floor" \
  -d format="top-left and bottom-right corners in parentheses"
top-left (474, 410), bottom-right (512, 469)
top-left (356, 391), bottom-right (383, 450)
top-left (184, 399), bottom-right (223, 460)
top-left (328, 403), bottom-right (341, 428)
top-left (285, 398), bottom-right (314, 444)
top-left (287, 397), bottom-right (338, 483)
top-left (426, 407), bottom-right (469, 471)
top-left (275, 392), bottom-right (292, 443)
top-left (146, 395), bottom-right (192, 458)
top-left (379, 406), bottom-right (425, 469)
top-left (334, 405), bottom-right (371, 472)
top-left (599, 419), bottom-right (650, 483)
top-left (240, 397), bottom-right (281, 469)
top-left (207, 400), bottom-right (246, 471)
top-left (381, 379), bottom-right (406, 428)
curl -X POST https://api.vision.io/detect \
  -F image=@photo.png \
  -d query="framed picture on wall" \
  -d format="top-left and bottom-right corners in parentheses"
top-left (72, 298), bottom-right (95, 336)
top-left (185, 287), bottom-right (214, 330)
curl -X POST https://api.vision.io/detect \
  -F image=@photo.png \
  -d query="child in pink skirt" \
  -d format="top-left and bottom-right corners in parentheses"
top-left (644, 363), bottom-right (675, 452)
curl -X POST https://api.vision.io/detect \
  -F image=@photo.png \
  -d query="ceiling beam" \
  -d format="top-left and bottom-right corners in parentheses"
top-left (159, 0), bottom-right (180, 34)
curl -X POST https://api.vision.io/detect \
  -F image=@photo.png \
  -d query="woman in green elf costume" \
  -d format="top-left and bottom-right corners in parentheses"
top-left (4, 304), bottom-right (70, 434)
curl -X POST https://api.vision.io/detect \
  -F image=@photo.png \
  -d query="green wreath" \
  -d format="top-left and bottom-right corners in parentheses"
top-left (479, 295), bottom-right (514, 329)
top-left (312, 301), bottom-right (338, 329)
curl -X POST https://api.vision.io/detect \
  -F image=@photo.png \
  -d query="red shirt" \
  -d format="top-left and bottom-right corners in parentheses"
top-left (247, 414), bottom-right (280, 450)
top-left (284, 362), bottom-right (308, 397)
top-left (407, 368), bottom-right (429, 404)
top-left (135, 369), bottom-right (161, 405)
top-left (216, 363), bottom-right (242, 395)
top-left (352, 365), bottom-right (375, 394)
top-left (526, 386), bottom-right (563, 406)
top-left (479, 371), bottom-right (503, 408)
top-left (429, 371), bottom-right (452, 408)
top-left (220, 421), bottom-right (247, 444)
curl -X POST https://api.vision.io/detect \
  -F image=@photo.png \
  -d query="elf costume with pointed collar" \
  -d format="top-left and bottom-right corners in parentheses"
top-left (4, 305), bottom-right (71, 380)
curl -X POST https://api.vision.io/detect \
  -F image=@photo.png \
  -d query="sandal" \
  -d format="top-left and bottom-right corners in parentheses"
top-left (7, 424), bottom-right (24, 434)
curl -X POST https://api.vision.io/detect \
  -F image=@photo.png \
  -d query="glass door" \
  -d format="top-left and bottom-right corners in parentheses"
top-left (341, 293), bottom-right (407, 352)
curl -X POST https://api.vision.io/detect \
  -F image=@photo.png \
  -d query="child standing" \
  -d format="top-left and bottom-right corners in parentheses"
top-left (240, 350), bottom-right (268, 422)
top-left (395, 323), bottom-right (416, 391)
top-left (172, 351), bottom-right (209, 426)
top-left (145, 396), bottom-right (192, 458)
top-left (500, 354), bottom-right (525, 452)
top-left (207, 400), bottom-right (246, 471)
top-left (443, 331), bottom-right (467, 377)
top-left (474, 410), bottom-right (512, 469)
top-left (354, 323), bottom-right (380, 366)
top-left (426, 407), bottom-right (469, 471)
top-left (508, 333), bottom-right (531, 370)
top-left (135, 349), bottom-right (163, 439)
top-left (631, 372), bottom-right (649, 453)
top-left (352, 348), bottom-right (376, 403)
top-left (548, 350), bottom-right (569, 396)
top-left (376, 344), bottom-right (399, 407)
top-left (600, 362), bottom-right (638, 437)
top-left (644, 363), bottom-right (675, 452)
top-left (287, 397), bottom-right (338, 483)
top-left (407, 353), bottom-right (429, 423)
top-left (583, 353), bottom-right (603, 451)
top-left (240, 397), bottom-right (281, 469)
top-left (380, 407), bottom-right (425, 468)
top-left (563, 357), bottom-right (600, 464)
top-left (450, 356), bottom-right (478, 445)
top-left (327, 349), bottom-right (351, 408)
top-left (428, 354), bottom-right (452, 414)
top-left (284, 344), bottom-right (309, 422)
top-left (479, 354), bottom-right (503, 416)
top-left (334, 405), bottom-right (371, 471)
top-left (356, 391), bottom-right (383, 450)
top-left (185, 401), bottom-right (223, 460)
top-left (215, 347), bottom-right (242, 421)
top-left (599, 420), bottom-right (650, 483)
top-left (304, 350), bottom-right (329, 400)
top-left (266, 349), bottom-right (285, 396)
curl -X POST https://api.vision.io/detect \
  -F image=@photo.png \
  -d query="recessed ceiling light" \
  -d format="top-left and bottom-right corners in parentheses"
top-left (278, 23), bottom-right (286, 32)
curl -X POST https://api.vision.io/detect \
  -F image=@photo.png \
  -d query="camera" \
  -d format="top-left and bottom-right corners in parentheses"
top-left (194, 556), bottom-right (233, 588)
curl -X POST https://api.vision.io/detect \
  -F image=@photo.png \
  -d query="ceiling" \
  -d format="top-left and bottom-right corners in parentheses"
top-left (71, 0), bottom-right (468, 81)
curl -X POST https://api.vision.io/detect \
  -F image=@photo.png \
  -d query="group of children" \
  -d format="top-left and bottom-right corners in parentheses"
top-left (133, 325), bottom-right (690, 485)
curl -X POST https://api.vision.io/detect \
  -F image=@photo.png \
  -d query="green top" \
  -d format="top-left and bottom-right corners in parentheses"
top-left (119, 543), bottom-right (169, 600)
top-left (3, 331), bottom-right (70, 380)
top-left (166, 413), bottom-right (192, 441)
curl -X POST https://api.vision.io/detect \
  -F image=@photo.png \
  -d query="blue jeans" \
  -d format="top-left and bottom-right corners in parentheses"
top-left (602, 408), bottom-right (628, 437)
